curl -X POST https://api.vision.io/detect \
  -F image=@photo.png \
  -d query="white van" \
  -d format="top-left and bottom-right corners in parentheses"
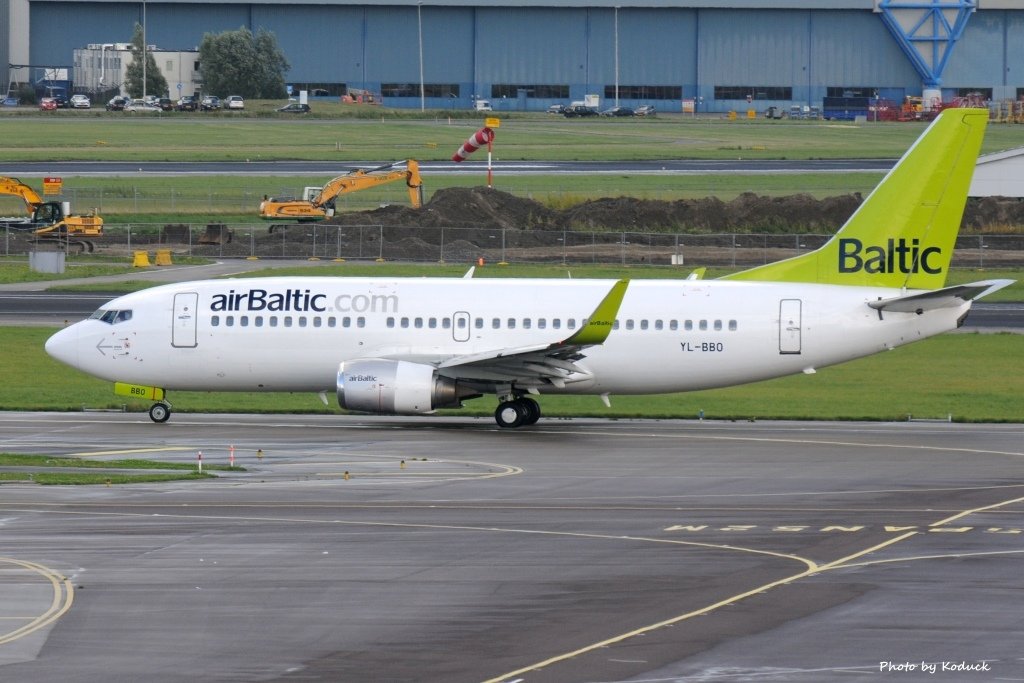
top-left (473, 99), bottom-right (493, 112)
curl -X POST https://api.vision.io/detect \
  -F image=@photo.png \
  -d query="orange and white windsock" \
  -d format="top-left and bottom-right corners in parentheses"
top-left (451, 127), bottom-right (494, 162)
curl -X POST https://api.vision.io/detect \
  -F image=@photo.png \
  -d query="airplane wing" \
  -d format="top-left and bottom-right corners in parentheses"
top-left (868, 279), bottom-right (1014, 313)
top-left (435, 279), bottom-right (628, 387)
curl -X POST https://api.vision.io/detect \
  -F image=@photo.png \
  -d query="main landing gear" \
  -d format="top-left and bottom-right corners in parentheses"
top-left (148, 401), bottom-right (172, 423)
top-left (494, 397), bottom-right (541, 429)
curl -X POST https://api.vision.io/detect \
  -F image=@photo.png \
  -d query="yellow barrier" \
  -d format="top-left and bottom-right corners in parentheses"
top-left (154, 249), bottom-right (173, 266)
top-left (132, 251), bottom-right (151, 267)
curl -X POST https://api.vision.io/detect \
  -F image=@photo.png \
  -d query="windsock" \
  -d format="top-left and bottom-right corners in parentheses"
top-left (451, 127), bottom-right (494, 162)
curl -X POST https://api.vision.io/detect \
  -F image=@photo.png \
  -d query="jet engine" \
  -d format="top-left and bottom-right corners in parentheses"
top-left (337, 359), bottom-right (476, 414)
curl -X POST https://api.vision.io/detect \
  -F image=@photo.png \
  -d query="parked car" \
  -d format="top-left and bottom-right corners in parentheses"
top-left (144, 95), bottom-right (160, 106)
top-left (634, 105), bottom-right (656, 117)
top-left (158, 98), bottom-right (174, 111)
top-left (546, 103), bottom-right (567, 114)
top-left (176, 95), bottom-right (198, 111)
top-left (123, 99), bottom-right (162, 113)
top-left (277, 102), bottom-right (311, 114)
top-left (562, 105), bottom-right (598, 118)
top-left (70, 94), bottom-right (91, 109)
top-left (39, 97), bottom-right (58, 111)
top-left (106, 96), bottom-right (129, 111)
top-left (200, 95), bottom-right (221, 111)
top-left (600, 106), bottom-right (635, 117)
top-left (225, 95), bottom-right (245, 110)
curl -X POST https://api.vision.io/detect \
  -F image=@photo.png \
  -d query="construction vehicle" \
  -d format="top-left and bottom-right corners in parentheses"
top-left (0, 176), bottom-right (103, 252)
top-left (258, 160), bottom-right (423, 222)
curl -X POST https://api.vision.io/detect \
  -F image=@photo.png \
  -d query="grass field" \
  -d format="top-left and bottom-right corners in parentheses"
top-left (2, 110), bottom-right (1022, 162)
top-left (7, 326), bottom-right (1022, 422)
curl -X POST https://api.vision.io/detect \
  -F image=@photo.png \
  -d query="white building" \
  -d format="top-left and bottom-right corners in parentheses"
top-left (73, 43), bottom-right (200, 98)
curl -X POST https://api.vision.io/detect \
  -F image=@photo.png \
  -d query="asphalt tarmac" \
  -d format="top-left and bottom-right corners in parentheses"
top-left (1, 412), bottom-right (1021, 682)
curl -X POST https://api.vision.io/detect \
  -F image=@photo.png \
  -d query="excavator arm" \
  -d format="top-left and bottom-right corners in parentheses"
top-left (0, 176), bottom-right (45, 214)
top-left (259, 160), bottom-right (423, 221)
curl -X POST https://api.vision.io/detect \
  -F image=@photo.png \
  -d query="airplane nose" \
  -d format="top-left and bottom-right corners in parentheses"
top-left (45, 325), bottom-right (80, 369)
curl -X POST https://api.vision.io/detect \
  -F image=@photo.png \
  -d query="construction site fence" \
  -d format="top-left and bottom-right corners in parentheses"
top-left (6, 223), bottom-right (1024, 269)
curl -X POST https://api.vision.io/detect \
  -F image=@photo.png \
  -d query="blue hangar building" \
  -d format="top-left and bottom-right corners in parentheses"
top-left (3, 0), bottom-right (1024, 112)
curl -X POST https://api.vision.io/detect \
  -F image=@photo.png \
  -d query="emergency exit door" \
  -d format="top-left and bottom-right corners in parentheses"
top-left (779, 299), bottom-right (802, 354)
top-left (172, 292), bottom-right (198, 348)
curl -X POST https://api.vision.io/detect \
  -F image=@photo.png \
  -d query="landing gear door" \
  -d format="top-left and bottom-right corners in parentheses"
top-left (779, 299), bottom-right (802, 355)
top-left (172, 292), bottom-right (199, 348)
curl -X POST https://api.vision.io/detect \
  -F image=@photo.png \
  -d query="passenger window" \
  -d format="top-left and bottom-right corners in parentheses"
top-left (240, 315), bottom-right (249, 327)
top-left (625, 320), bottom-right (634, 330)
top-left (415, 317), bottom-right (423, 328)
top-left (226, 316), bottom-right (234, 327)
top-left (442, 318), bottom-right (451, 329)
top-left (684, 320), bottom-right (693, 331)
top-left (327, 317), bottom-right (336, 328)
top-left (670, 320), bottom-right (678, 331)
top-left (699, 320), bottom-right (708, 331)
top-left (492, 318), bottom-right (500, 329)
top-left (255, 316), bottom-right (264, 328)
top-left (269, 317), bottom-right (278, 328)
top-left (640, 320), bottom-right (649, 330)
top-left (429, 318), bottom-right (437, 329)
top-left (613, 320), bottom-right (620, 330)
top-left (713, 320), bottom-right (722, 331)
top-left (356, 317), bottom-right (365, 328)
top-left (523, 318), bottom-right (532, 329)
top-left (284, 316), bottom-right (293, 327)
top-left (456, 317), bottom-right (467, 329)
top-left (568, 319), bottom-right (576, 330)
top-left (655, 320), bottom-right (663, 331)
top-left (387, 317), bottom-right (395, 328)
top-left (313, 317), bottom-right (322, 328)
top-left (507, 318), bottom-right (516, 329)
top-left (211, 315), bottom-right (220, 327)
top-left (341, 317), bottom-right (350, 328)
top-left (538, 318), bottom-right (546, 329)
top-left (553, 319), bottom-right (561, 330)
top-left (299, 316), bottom-right (307, 328)
top-left (401, 317), bottom-right (409, 328)
top-left (729, 320), bottom-right (738, 331)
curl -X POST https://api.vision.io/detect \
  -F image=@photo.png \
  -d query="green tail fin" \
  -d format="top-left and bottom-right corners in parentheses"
top-left (723, 108), bottom-right (989, 289)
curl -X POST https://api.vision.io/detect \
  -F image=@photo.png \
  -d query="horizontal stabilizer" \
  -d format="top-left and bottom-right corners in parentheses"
top-left (868, 279), bottom-right (1014, 313)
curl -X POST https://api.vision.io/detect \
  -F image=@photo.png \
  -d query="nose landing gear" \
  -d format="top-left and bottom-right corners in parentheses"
top-left (148, 401), bottom-right (172, 423)
top-left (494, 397), bottom-right (541, 428)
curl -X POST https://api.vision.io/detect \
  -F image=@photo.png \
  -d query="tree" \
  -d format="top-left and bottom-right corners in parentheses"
top-left (124, 23), bottom-right (169, 98)
top-left (199, 27), bottom-right (289, 99)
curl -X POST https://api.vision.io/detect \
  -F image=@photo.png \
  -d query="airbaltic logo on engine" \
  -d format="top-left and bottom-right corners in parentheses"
top-left (210, 288), bottom-right (399, 313)
top-left (839, 238), bottom-right (942, 274)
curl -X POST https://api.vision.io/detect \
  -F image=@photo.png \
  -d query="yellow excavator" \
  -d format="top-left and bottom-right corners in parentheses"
top-left (258, 160), bottom-right (423, 222)
top-left (0, 176), bottom-right (103, 252)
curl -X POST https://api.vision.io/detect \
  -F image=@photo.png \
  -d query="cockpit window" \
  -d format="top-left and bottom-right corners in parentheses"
top-left (90, 309), bottom-right (133, 324)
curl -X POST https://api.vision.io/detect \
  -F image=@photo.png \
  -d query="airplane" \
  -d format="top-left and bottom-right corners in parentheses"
top-left (45, 108), bottom-right (1012, 428)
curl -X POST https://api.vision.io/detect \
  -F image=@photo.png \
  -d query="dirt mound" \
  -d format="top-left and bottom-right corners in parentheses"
top-left (324, 186), bottom-right (1021, 234)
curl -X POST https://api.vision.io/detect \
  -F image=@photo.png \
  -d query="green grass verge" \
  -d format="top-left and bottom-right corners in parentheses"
top-left (7, 326), bottom-right (1022, 422)
top-left (1, 112), bottom-right (1021, 162)
top-left (0, 453), bottom-right (240, 485)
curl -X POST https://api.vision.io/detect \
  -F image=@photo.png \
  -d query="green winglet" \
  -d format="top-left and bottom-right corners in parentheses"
top-left (564, 279), bottom-right (629, 345)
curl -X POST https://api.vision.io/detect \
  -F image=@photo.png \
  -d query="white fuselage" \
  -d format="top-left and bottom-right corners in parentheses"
top-left (45, 276), bottom-right (969, 396)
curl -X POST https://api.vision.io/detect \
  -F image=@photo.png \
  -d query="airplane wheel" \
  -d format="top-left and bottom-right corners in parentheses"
top-left (520, 397), bottom-right (541, 426)
top-left (149, 402), bottom-right (171, 423)
top-left (494, 401), bottom-right (525, 429)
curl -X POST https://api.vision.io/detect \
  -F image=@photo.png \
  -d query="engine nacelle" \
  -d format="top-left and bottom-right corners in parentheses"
top-left (337, 359), bottom-right (466, 414)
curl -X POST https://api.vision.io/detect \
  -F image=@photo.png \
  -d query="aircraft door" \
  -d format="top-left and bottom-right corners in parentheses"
top-left (779, 299), bottom-right (802, 354)
top-left (172, 292), bottom-right (199, 348)
top-left (452, 311), bottom-right (471, 342)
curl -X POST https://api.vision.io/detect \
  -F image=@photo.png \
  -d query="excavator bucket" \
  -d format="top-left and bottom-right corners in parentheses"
top-left (198, 224), bottom-right (233, 245)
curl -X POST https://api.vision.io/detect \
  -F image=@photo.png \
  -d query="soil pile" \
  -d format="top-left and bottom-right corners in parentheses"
top-left (326, 186), bottom-right (1023, 233)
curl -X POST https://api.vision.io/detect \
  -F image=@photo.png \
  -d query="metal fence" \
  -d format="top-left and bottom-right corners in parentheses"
top-left (5, 223), bottom-right (1024, 269)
